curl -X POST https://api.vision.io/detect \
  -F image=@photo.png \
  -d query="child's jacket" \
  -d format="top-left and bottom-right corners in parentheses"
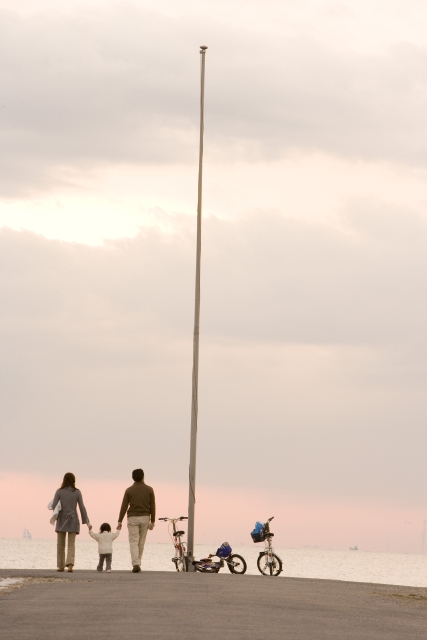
top-left (89, 530), bottom-right (120, 554)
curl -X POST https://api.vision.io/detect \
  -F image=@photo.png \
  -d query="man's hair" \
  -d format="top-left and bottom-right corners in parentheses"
top-left (132, 468), bottom-right (144, 482)
top-left (100, 523), bottom-right (111, 533)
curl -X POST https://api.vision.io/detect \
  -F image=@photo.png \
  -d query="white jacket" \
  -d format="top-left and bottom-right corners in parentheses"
top-left (47, 499), bottom-right (62, 526)
top-left (89, 530), bottom-right (120, 554)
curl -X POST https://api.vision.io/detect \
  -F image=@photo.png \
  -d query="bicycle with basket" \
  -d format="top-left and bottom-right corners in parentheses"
top-left (251, 517), bottom-right (283, 576)
top-left (192, 542), bottom-right (247, 574)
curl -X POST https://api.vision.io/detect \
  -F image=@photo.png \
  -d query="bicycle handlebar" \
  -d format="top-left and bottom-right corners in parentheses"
top-left (267, 516), bottom-right (274, 522)
top-left (158, 516), bottom-right (188, 521)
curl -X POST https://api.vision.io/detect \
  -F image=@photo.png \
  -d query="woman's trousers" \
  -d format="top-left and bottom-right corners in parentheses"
top-left (57, 532), bottom-right (76, 568)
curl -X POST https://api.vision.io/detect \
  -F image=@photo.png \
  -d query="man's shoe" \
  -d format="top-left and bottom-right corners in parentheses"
top-left (132, 565), bottom-right (141, 573)
top-left (57, 568), bottom-right (64, 572)
top-left (67, 565), bottom-right (74, 572)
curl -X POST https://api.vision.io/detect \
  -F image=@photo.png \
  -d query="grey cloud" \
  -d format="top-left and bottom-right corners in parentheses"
top-left (1, 206), bottom-right (426, 347)
top-left (1, 208), bottom-right (426, 503)
top-left (202, 205), bottom-right (427, 348)
top-left (2, 6), bottom-right (427, 195)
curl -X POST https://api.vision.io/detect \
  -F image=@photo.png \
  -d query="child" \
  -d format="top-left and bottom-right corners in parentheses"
top-left (89, 522), bottom-right (120, 572)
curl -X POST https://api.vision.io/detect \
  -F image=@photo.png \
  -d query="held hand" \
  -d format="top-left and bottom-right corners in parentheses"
top-left (148, 522), bottom-right (155, 530)
top-left (117, 522), bottom-right (122, 530)
top-left (88, 524), bottom-right (93, 530)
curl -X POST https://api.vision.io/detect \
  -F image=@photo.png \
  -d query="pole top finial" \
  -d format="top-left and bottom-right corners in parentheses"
top-left (200, 46), bottom-right (208, 51)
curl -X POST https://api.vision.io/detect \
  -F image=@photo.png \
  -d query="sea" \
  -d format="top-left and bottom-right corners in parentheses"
top-left (1, 539), bottom-right (427, 587)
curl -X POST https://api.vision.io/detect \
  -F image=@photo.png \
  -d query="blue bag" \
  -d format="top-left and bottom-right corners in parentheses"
top-left (216, 542), bottom-right (232, 558)
top-left (250, 521), bottom-right (265, 543)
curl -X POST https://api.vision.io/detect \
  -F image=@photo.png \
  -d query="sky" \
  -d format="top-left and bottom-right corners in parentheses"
top-left (0, 0), bottom-right (426, 553)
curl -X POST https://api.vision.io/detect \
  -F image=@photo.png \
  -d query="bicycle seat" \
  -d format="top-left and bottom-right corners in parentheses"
top-left (264, 532), bottom-right (274, 537)
top-left (173, 530), bottom-right (185, 537)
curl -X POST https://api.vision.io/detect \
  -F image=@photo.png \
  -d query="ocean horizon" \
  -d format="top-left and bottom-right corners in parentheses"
top-left (1, 538), bottom-right (426, 588)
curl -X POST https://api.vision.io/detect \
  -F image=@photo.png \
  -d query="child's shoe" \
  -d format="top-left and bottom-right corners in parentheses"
top-left (107, 569), bottom-right (111, 572)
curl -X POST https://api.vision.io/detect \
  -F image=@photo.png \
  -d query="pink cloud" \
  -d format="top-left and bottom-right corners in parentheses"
top-left (0, 473), bottom-right (424, 554)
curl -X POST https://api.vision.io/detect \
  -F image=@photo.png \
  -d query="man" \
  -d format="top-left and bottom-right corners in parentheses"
top-left (117, 468), bottom-right (156, 573)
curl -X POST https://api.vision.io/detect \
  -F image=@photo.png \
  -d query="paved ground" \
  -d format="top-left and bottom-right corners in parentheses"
top-left (1, 569), bottom-right (426, 639)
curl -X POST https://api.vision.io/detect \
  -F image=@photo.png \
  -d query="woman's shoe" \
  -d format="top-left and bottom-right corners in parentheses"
top-left (67, 565), bottom-right (74, 572)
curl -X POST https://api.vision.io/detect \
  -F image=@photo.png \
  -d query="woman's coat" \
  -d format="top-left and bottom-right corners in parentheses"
top-left (52, 486), bottom-right (89, 533)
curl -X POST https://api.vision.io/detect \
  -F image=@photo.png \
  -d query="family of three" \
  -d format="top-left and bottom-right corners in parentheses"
top-left (51, 468), bottom-right (156, 573)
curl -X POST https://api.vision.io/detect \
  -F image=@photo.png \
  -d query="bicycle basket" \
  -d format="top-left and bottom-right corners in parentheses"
top-left (216, 542), bottom-right (232, 558)
top-left (250, 521), bottom-right (265, 543)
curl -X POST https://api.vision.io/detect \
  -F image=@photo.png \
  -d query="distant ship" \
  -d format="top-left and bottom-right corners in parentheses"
top-left (22, 528), bottom-right (32, 539)
top-left (349, 545), bottom-right (358, 551)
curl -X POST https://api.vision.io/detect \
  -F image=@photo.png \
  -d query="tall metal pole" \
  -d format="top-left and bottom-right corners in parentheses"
top-left (187, 45), bottom-right (208, 569)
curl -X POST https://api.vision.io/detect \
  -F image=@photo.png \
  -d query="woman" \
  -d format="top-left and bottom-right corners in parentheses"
top-left (52, 472), bottom-right (91, 572)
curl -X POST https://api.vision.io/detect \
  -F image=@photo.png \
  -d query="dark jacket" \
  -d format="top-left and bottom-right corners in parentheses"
top-left (118, 481), bottom-right (156, 523)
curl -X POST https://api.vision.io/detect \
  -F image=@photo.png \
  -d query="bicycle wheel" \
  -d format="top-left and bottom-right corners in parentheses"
top-left (227, 554), bottom-right (247, 575)
top-left (257, 552), bottom-right (282, 576)
top-left (193, 562), bottom-right (220, 573)
top-left (175, 556), bottom-right (186, 572)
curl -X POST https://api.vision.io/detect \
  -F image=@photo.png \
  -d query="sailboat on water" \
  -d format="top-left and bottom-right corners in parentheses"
top-left (22, 528), bottom-right (32, 539)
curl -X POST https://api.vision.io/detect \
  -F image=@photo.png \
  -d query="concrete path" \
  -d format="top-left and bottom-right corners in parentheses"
top-left (1, 569), bottom-right (426, 639)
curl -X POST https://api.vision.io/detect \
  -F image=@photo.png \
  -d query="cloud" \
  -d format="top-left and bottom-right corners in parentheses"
top-left (1, 206), bottom-right (426, 346)
top-left (0, 208), bottom-right (426, 505)
top-left (2, 4), bottom-right (427, 196)
top-left (2, 472), bottom-right (426, 554)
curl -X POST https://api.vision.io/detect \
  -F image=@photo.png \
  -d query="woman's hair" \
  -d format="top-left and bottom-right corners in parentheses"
top-left (60, 472), bottom-right (76, 491)
top-left (100, 523), bottom-right (111, 533)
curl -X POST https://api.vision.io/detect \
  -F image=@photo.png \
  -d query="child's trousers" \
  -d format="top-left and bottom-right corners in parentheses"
top-left (97, 553), bottom-right (112, 571)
